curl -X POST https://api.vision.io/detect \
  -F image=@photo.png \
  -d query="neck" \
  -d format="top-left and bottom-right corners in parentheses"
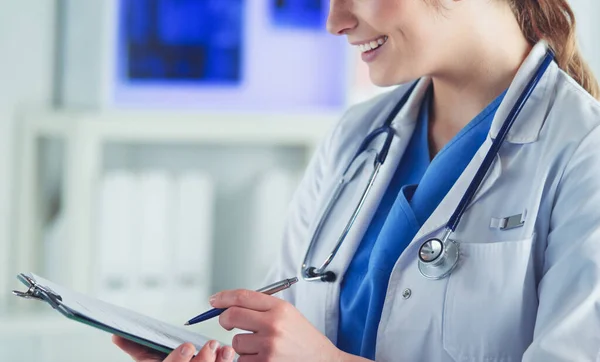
top-left (427, 7), bottom-right (531, 157)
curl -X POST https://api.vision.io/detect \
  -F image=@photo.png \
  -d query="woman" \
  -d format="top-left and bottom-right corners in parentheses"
top-left (116, 0), bottom-right (600, 361)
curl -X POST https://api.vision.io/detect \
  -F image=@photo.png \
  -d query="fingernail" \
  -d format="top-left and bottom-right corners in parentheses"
top-left (181, 345), bottom-right (193, 357)
top-left (209, 294), bottom-right (217, 305)
top-left (209, 340), bottom-right (219, 352)
top-left (223, 347), bottom-right (233, 360)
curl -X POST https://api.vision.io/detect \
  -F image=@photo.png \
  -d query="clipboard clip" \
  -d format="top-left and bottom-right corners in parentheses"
top-left (12, 273), bottom-right (63, 310)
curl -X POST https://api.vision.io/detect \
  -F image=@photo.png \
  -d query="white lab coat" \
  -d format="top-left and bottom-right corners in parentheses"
top-left (267, 41), bottom-right (600, 361)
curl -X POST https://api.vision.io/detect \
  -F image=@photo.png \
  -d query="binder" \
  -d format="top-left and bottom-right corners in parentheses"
top-left (12, 273), bottom-right (219, 357)
top-left (170, 172), bottom-right (215, 317)
top-left (136, 171), bottom-right (172, 317)
top-left (245, 169), bottom-right (299, 287)
top-left (95, 171), bottom-right (138, 308)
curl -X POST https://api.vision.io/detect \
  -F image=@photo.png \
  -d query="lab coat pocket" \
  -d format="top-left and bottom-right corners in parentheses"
top-left (442, 235), bottom-right (538, 362)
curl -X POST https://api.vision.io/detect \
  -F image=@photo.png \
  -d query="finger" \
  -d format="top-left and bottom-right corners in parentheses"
top-left (163, 343), bottom-right (196, 362)
top-left (237, 355), bottom-right (262, 362)
top-left (219, 307), bottom-right (269, 332)
top-left (231, 333), bottom-right (263, 355)
top-left (191, 340), bottom-right (220, 362)
top-left (217, 346), bottom-right (236, 362)
top-left (210, 289), bottom-right (279, 311)
top-left (112, 335), bottom-right (166, 361)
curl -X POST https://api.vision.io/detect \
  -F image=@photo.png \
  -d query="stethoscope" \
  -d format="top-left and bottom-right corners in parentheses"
top-left (301, 49), bottom-right (555, 282)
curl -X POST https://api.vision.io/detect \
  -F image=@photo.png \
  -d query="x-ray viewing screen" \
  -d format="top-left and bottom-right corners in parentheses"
top-left (114, 0), bottom-right (346, 111)
top-left (121, 0), bottom-right (244, 83)
top-left (270, 0), bottom-right (324, 29)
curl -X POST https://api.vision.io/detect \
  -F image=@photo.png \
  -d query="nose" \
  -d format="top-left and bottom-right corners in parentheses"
top-left (326, 0), bottom-right (358, 36)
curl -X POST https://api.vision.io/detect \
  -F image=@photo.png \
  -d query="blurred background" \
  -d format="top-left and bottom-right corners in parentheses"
top-left (0, 0), bottom-right (598, 361)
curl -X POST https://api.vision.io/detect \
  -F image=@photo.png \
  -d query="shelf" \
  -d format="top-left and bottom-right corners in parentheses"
top-left (13, 108), bottom-right (338, 297)
top-left (20, 109), bottom-right (339, 146)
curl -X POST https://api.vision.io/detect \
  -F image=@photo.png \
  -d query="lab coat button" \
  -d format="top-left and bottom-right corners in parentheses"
top-left (402, 288), bottom-right (412, 299)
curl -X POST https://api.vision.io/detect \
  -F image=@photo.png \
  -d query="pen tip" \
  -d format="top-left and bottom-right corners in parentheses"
top-left (184, 322), bottom-right (190, 326)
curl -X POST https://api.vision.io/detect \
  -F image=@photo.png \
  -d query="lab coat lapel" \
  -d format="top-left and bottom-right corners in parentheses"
top-left (327, 79), bottom-right (432, 276)
top-left (409, 41), bottom-right (557, 246)
top-left (323, 78), bottom-right (432, 342)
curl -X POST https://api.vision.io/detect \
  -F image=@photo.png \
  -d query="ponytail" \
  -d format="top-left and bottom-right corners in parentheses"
top-left (509, 0), bottom-right (600, 99)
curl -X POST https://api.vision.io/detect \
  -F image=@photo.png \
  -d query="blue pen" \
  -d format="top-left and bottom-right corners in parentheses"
top-left (184, 277), bottom-right (299, 326)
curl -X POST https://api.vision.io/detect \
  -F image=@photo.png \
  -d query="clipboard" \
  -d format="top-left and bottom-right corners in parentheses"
top-left (12, 273), bottom-right (216, 357)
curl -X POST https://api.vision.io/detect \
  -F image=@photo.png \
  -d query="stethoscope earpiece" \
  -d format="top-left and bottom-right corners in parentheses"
top-left (305, 267), bottom-right (337, 283)
top-left (321, 271), bottom-right (337, 283)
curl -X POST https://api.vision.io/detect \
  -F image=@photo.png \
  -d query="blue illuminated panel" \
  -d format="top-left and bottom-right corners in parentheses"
top-left (114, 0), bottom-right (346, 111)
top-left (122, 0), bottom-right (243, 83)
top-left (270, 0), bottom-right (324, 29)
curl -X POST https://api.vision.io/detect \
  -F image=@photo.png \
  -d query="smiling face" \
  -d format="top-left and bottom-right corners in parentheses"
top-left (327, 0), bottom-right (465, 87)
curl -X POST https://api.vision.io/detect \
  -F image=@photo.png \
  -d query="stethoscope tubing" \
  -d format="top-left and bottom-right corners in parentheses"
top-left (446, 50), bottom-right (555, 233)
top-left (301, 82), bottom-right (418, 281)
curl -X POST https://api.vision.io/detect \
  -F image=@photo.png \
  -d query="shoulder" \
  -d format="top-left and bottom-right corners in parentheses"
top-left (545, 69), bottom-right (600, 143)
top-left (524, 70), bottom-right (600, 360)
top-left (534, 69), bottom-right (600, 178)
top-left (538, 70), bottom-right (600, 211)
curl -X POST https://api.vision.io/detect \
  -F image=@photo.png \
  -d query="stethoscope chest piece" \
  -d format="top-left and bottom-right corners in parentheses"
top-left (417, 237), bottom-right (460, 280)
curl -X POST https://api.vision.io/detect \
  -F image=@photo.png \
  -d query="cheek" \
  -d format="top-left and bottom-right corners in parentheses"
top-left (369, 0), bottom-right (407, 29)
top-left (360, 0), bottom-right (442, 85)
top-left (388, 7), bottom-right (442, 75)
top-left (369, 0), bottom-right (433, 56)
top-left (355, 0), bottom-right (406, 30)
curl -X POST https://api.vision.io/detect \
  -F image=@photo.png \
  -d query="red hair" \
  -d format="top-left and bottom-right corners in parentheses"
top-left (510, 0), bottom-right (599, 99)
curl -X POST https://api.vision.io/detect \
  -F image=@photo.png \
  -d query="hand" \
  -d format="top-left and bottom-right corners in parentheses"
top-left (112, 335), bottom-right (236, 362)
top-left (211, 289), bottom-right (344, 362)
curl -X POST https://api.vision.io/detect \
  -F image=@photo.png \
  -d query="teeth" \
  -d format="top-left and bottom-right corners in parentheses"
top-left (357, 36), bottom-right (388, 53)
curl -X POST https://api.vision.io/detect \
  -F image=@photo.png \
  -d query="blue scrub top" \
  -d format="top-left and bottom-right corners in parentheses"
top-left (337, 87), bottom-right (506, 359)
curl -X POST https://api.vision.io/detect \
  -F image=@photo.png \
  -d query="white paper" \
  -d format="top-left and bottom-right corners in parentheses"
top-left (31, 273), bottom-right (211, 352)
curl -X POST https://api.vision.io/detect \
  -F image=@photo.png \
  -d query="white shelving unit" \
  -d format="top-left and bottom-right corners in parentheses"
top-left (13, 109), bottom-right (337, 293)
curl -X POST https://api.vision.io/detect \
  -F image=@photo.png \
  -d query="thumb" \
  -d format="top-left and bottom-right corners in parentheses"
top-left (112, 335), bottom-right (167, 361)
top-left (163, 343), bottom-right (196, 362)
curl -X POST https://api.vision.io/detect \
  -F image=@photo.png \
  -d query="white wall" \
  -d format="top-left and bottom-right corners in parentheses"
top-left (571, 0), bottom-right (600, 77)
top-left (0, 0), bottom-right (56, 304)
